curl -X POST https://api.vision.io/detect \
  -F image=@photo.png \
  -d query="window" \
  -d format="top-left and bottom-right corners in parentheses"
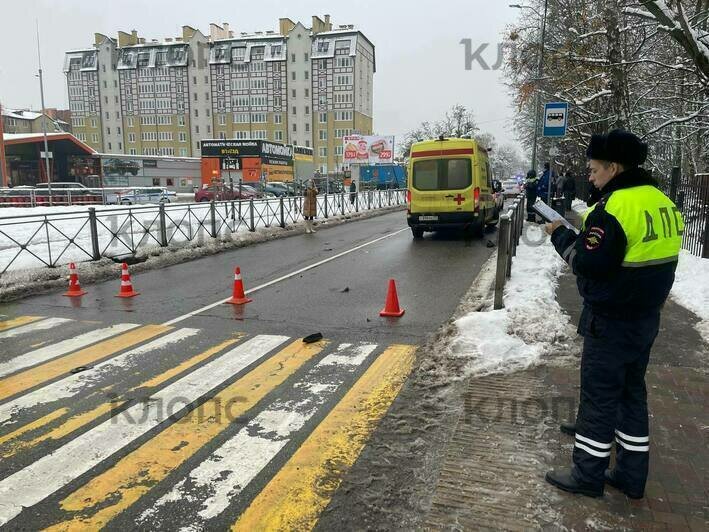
top-left (305, 123), bottom-right (310, 132)
top-left (250, 78), bottom-right (267, 90)
top-left (234, 130), bottom-right (249, 140)
top-left (178, 115), bottom-right (185, 126)
top-left (336, 75), bottom-right (352, 86)
top-left (305, 88), bottom-right (309, 97)
top-left (319, 130), bottom-right (327, 141)
top-left (274, 130), bottom-right (283, 141)
top-left (106, 127), bottom-right (111, 135)
top-left (232, 78), bottom-right (248, 90)
top-left (319, 147), bottom-right (327, 157)
top-left (250, 95), bottom-right (267, 107)
top-left (76, 133), bottom-right (86, 141)
top-left (219, 131), bottom-right (226, 139)
top-left (274, 114), bottom-right (282, 124)
top-left (128, 133), bottom-right (136, 143)
top-left (233, 113), bottom-right (249, 123)
top-left (179, 148), bottom-right (188, 156)
top-left (130, 148), bottom-right (137, 155)
top-left (292, 123), bottom-right (297, 132)
top-left (194, 93), bottom-right (198, 101)
top-left (336, 145), bottom-right (343, 156)
top-left (232, 47), bottom-right (246, 61)
top-left (319, 112), bottom-right (327, 123)
top-left (291, 71), bottom-right (296, 81)
top-left (194, 109), bottom-right (199, 117)
top-left (305, 106), bottom-right (310, 114)
top-left (251, 113), bottom-right (266, 123)
top-left (412, 159), bottom-right (472, 191)
top-left (304, 71), bottom-right (309, 80)
top-left (317, 41), bottom-right (330, 53)
top-left (304, 52), bottom-right (309, 61)
top-left (336, 57), bottom-right (351, 68)
top-left (126, 117), bottom-right (133, 127)
top-left (292, 89), bottom-right (296, 98)
top-left (179, 132), bottom-right (187, 142)
top-left (334, 111), bottom-right (353, 121)
top-left (250, 62), bottom-right (265, 72)
top-left (195, 125), bottom-right (200, 133)
top-left (291, 53), bottom-right (295, 63)
top-left (72, 117), bottom-right (85, 127)
top-left (305, 139), bottom-right (310, 147)
top-left (219, 114), bottom-right (226, 125)
top-left (252, 130), bottom-right (267, 140)
top-left (292, 106), bottom-right (296, 115)
top-left (92, 134), bottom-right (99, 143)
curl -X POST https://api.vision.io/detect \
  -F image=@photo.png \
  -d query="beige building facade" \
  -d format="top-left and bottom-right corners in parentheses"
top-left (64, 16), bottom-right (374, 175)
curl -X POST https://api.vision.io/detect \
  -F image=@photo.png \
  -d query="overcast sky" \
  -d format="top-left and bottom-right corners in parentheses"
top-left (0, 0), bottom-right (522, 151)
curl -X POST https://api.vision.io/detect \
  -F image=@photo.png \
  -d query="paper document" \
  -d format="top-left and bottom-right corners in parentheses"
top-left (532, 199), bottom-right (578, 233)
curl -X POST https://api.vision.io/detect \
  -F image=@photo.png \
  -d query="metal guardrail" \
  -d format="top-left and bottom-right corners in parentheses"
top-left (0, 187), bottom-right (141, 207)
top-left (494, 194), bottom-right (526, 310)
top-left (0, 189), bottom-right (407, 275)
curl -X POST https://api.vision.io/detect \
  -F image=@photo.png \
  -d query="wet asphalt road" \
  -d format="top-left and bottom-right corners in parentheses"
top-left (0, 211), bottom-right (497, 530)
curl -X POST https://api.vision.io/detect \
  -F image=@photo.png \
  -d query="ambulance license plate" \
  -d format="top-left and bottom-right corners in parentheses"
top-left (419, 215), bottom-right (438, 221)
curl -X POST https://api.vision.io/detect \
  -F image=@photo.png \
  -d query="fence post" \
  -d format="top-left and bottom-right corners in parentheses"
top-left (67, 190), bottom-right (72, 206)
top-left (494, 214), bottom-right (511, 310)
top-left (669, 166), bottom-right (680, 202)
top-left (355, 191), bottom-right (359, 212)
top-left (341, 192), bottom-right (345, 215)
top-left (368, 190), bottom-right (372, 210)
top-left (249, 199), bottom-right (255, 231)
top-left (210, 200), bottom-right (217, 238)
top-left (231, 200), bottom-right (236, 222)
top-left (88, 207), bottom-right (101, 260)
top-left (324, 193), bottom-right (329, 218)
top-left (279, 196), bottom-right (285, 228)
top-left (158, 203), bottom-right (168, 247)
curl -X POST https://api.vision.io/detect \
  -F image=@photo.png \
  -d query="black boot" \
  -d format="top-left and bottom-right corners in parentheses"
top-left (604, 469), bottom-right (644, 499)
top-left (545, 469), bottom-right (603, 498)
top-left (560, 422), bottom-right (576, 436)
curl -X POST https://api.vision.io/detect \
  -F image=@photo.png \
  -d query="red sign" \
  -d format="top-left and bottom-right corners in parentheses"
top-left (454, 194), bottom-right (465, 205)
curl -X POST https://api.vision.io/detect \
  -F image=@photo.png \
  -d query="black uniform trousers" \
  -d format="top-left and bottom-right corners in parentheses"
top-left (572, 307), bottom-right (659, 495)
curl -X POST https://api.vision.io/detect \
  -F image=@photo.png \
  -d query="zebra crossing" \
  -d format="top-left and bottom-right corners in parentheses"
top-left (0, 315), bottom-right (416, 530)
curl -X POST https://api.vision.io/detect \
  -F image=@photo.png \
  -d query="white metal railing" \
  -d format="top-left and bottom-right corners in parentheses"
top-left (0, 189), bottom-right (407, 275)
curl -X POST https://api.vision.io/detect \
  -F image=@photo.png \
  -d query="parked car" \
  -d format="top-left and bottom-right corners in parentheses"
top-left (107, 187), bottom-right (174, 205)
top-left (266, 182), bottom-right (295, 196)
top-left (194, 184), bottom-right (258, 202)
top-left (501, 178), bottom-right (523, 198)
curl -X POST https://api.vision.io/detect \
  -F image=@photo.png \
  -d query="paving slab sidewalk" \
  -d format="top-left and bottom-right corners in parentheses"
top-left (425, 214), bottom-right (709, 531)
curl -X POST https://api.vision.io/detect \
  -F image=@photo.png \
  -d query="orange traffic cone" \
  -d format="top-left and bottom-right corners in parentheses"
top-left (115, 262), bottom-right (139, 298)
top-left (63, 262), bottom-right (87, 297)
top-left (380, 279), bottom-right (405, 317)
top-left (226, 267), bottom-right (253, 305)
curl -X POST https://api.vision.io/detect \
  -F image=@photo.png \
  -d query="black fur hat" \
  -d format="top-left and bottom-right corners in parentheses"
top-left (586, 129), bottom-right (648, 167)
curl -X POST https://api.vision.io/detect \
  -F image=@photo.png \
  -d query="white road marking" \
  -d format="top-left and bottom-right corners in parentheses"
top-left (0, 328), bottom-right (199, 426)
top-left (0, 318), bottom-right (73, 340)
top-left (0, 334), bottom-right (289, 526)
top-left (162, 227), bottom-right (408, 326)
top-left (137, 343), bottom-right (377, 527)
top-left (0, 323), bottom-right (140, 379)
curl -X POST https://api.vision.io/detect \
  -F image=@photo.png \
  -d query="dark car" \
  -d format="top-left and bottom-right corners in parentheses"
top-left (194, 184), bottom-right (258, 202)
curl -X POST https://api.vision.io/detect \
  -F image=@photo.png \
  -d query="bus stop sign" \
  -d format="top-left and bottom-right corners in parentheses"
top-left (543, 102), bottom-right (569, 137)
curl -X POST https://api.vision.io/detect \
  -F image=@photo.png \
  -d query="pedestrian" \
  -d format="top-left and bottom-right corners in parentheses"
top-left (525, 169), bottom-right (539, 221)
top-left (303, 179), bottom-right (318, 234)
top-left (537, 162), bottom-right (554, 204)
top-left (562, 171), bottom-right (576, 212)
top-left (544, 129), bottom-right (683, 499)
top-left (349, 180), bottom-right (357, 205)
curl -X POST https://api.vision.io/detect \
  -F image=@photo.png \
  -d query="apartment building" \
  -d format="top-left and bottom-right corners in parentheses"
top-left (64, 15), bottom-right (375, 175)
top-left (1, 109), bottom-right (70, 135)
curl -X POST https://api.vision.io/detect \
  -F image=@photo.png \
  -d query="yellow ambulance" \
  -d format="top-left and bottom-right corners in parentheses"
top-left (407, 137), bottom-right (499, 238)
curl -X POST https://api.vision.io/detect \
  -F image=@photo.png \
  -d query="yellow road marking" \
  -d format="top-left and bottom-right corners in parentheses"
top-left (233, 344), bottom-right (416, 532)
top-left (0, 325), bottom-right (169, 402)
top-left (0, 336), bottom-right (242, 459)
top-left (137, 334), bottom-right (244, 390)
top-left (1, 403), bottom-right (125, 459)
top-left (0, 408), bottom-right (69, 448)
top-left (0, 316), bottom-right (43, 332)
top-left (47, 339), bottom-right (328, 531)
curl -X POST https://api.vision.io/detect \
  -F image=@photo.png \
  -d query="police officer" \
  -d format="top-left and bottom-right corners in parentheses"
top-left (543, 129), bottom-right (683, 499)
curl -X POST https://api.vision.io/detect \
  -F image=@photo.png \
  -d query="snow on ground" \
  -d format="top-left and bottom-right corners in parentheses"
top-left (571, 198), bottom-right (589, 217)
top-left (0, 192), bottom-right (400, 273)
top-left (449, 223), bottom-right (576, 377)
top-left (671, 250), bottom-right (709, 342)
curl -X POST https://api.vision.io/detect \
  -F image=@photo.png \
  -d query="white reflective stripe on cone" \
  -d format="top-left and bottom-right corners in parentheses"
top-left (615, 429), bottom-right (649, 443)
top-left (616, 438), bottom-right (649, 452)
top-left (575, 441), bottom-right (611, 458)
top-left (575, 433), bottom-right (613, 449)
top-left (121, 281), bottom-right (132, 286)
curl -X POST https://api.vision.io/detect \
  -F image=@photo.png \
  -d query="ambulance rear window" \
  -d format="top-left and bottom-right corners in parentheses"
top-left (412, 158), bottom-right (472, 190)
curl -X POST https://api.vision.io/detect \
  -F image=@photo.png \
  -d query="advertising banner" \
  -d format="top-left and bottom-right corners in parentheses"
top-left (343, 135), bottom-right (394, 164)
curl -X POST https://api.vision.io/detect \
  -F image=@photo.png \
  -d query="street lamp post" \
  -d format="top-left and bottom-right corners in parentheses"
top-left (510, 1), bottom-right (549, 174)
top-left (36, 21), bottom-right (53, 205)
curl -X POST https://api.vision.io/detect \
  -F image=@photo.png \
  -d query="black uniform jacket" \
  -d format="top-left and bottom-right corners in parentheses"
top-left (551, 168), bottom-right (677, 320)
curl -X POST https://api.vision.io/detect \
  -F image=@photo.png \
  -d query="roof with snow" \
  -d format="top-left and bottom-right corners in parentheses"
top-left (3, 133), bottom-right (97, 155)
top-left (1, 109), bottom-right (44, 121)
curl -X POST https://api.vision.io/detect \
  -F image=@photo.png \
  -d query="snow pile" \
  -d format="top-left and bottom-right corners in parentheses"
top-left (449, 223), bottom-right (575, 377)
top-left (671, 249), bottom-right (709, 342)
top-left (571, 199), bottom-right (589, 217)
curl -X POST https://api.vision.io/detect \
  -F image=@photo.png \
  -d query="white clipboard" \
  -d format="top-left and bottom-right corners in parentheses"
top-left (532, 199), bottom-right (579, 233)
